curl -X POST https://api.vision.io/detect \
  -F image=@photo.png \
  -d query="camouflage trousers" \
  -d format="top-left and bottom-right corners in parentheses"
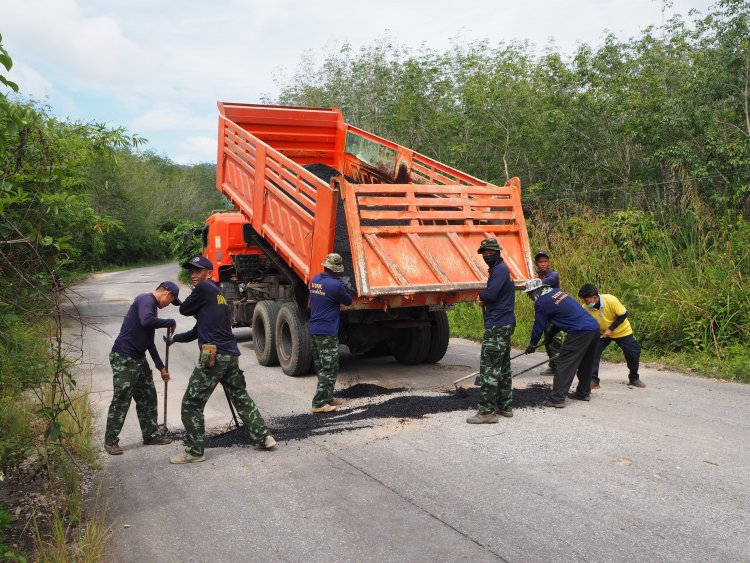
top-left (478, 324), bottom-right (515, 414)
top-left (181, 354), bottom-right (270, 456)
top-left (311, 335), bottom-right (340, 408)
top-left (105, 352), bottom-right (159, 445)
top-left (544, 323), bottom-right (563, 371)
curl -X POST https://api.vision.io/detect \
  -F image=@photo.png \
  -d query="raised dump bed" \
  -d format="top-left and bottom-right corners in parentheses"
top-left (203, 102), bottom-right (533, 375)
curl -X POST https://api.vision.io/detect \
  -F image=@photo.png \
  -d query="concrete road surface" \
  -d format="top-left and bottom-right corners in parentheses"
top-left (65, 264), bottom-right (750, 562)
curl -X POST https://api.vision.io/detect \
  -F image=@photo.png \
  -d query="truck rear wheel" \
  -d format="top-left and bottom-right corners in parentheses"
top-left (424, 311), bottom-right (450, 363)
top-left (275, 302), bottom-right (312, 377)
top-left (252, 301), bottom-right (280, 366)
top-left (393, 326), bottom-right (431, 365)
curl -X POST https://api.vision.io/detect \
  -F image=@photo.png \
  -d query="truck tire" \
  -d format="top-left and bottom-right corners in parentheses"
top-left (275, 302), bottom-right (313, 377)
top-left (424, 311), bottom-right (450, 363)
top-left (393, 326), bottom-right (431, 365)
top-left (252, 301), bottom-right (280, 366)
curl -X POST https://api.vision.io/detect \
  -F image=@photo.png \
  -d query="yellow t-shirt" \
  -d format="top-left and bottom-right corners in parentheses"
top-left (583, 294), bottom-right (633, 339)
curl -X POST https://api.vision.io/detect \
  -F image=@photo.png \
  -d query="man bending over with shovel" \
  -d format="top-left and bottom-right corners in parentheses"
top-left (466, 238), bottom-right (516, 424)
top-left (104, 282), bottom-right (181, 455)
top-left (524, 279), bottom-right (601, 407)
top-left (167, 255), bottom-right (276, 464)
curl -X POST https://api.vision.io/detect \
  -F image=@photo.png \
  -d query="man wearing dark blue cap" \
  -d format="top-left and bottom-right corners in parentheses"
top-left (168, 255), bottom-right (276, 464)
top-left (534, 251), bottom-right (563, 376)
top-left (104, 282), bottom-right (181, 455)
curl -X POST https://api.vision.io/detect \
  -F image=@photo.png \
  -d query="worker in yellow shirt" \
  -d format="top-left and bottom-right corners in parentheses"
top-left (577, 284), bottom-right (646, 390)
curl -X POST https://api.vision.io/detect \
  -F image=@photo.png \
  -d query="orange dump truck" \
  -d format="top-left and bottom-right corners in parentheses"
top-left (202, 102), bottom-right (533, 375)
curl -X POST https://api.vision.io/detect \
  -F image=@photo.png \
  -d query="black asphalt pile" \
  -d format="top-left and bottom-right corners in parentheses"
top-left (201, 383), bottom-right (549, 448)
top-left (303, 163), bottom-right (349, 184)
top-left (303, 163), bottom-right (358, 288)
top-left (334, 383), bottom-right (407, 399)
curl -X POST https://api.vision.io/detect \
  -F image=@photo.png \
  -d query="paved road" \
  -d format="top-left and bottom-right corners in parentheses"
top-left (66, 264), bottom-right (750, 562)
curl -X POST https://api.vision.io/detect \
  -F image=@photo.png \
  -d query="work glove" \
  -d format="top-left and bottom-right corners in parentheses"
top-left (525, 345), bottom-right (536, 355)
top-left (163, 334), bottom-right (175, 346)
top-left (341, 276), bottom-right (356, 296)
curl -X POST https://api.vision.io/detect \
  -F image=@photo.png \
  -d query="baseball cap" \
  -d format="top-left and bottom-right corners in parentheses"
top-left (157, 281), bottom-right (182, 306)
top-left (534, 251), bottom-right (550, 261)
top-left (182, 255), bottom-right (214, 270)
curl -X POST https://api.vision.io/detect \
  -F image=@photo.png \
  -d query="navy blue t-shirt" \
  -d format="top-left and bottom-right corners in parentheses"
top-left (111, 293), bottom-right (175, 369)
top-left (530, 289), bottom-right (600, 345)
top-left (538, 268), bottom-right (560, 289)
top-left (308, 273), bottom-right (353, 337)
top-left (479, 260), bottom-right (515, 329)
top-left (173, 280), bottom-right (240, 356)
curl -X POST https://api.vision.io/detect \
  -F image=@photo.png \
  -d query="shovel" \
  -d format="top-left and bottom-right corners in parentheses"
top-left (452, 341), bottom-right (549, 392)
top-left (453, 347), bottom-right (560, 397)
top-left (157, 327), bottom-right (174, 436)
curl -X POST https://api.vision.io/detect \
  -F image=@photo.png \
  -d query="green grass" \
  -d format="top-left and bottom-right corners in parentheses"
top-left (448, 208), bottom-right (750, 384)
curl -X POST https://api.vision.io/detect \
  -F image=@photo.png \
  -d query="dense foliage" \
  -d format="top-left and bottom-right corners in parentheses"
top-left (0, 32), bottom-right (225, 557)
top-left (273, 0), bottom-right (750, 378)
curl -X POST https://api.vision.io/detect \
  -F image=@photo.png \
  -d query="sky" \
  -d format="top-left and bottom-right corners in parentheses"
top-left (1, 0), bottom-right (714, 165)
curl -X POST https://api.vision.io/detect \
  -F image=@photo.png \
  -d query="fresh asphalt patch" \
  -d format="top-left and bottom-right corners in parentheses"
top-left (193, 382), bottom-right (550, 448)
top-left (334, 383), bottom-right (408, 398)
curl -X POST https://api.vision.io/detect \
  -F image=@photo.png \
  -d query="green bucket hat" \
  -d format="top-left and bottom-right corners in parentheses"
top-left (477, 238), bottom-right (501, 254)
top-left (322, 252), bottom-right (345, 273)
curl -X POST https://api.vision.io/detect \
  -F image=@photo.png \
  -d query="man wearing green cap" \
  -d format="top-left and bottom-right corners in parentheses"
top-left (309, 252), bottom-right (353, 413)
top-left (467, 238), bottom-right (516, 424)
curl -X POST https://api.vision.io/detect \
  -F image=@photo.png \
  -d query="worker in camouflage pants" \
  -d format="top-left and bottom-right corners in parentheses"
top-left (168, 255), bottom-right (276, 464)
top-left (311, 336), bottom-right (340, 410)
top-left (180, 355), bottom-right (270, 457)
top-left (105, 354), bottom-right (159, 446)
top-left (309, 253), bottom-right (353, 413)
top-left (477, 325), bottom-right (515, 415)
top-left (467, 238), bottom-right (516, 424)
top-left (104, 281), bottom-right (182, 455)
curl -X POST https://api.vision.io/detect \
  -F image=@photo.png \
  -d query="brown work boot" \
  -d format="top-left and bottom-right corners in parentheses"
top-left (591, 383), bottom-right (601, 390)
top-left (496, 409), bottom-right (514, 418)
top-left (312, 404), bottom-right (337, 413)
top-left (261, 435), bottom-right (277, 450)
top-left (329, 399), bottom-right (343, 406)
top-left (169, 451), bottom-right (206, 464)
top-left (628, 379), bottom-right (646, 388)
top-left (143, 435), bottom-right (173, 445)
top-left (466, 412), bottom-right (499, 424)
top-left (104, 441), bottom-right (123, 455)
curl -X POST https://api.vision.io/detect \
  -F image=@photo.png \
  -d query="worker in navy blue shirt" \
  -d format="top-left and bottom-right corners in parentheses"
top-left (104, 281), bottom-right (181, 455)
top-left (534, 251), bottom-right (562, 376)
top-left (167, 255), bottom-right (275, 464)
top-left (309, 253), bottom-right (353, 413)
top-left (467, 238), bottom-right (516, 424)
top-left (524, 279), bottom-right (600, 407)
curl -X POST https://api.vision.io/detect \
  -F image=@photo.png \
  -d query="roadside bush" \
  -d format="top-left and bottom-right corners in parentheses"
top-left (450, 207), bottom-right (750, 382)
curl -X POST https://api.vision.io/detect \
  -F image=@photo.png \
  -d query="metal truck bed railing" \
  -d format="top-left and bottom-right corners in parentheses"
top-left (216, 102), bottom-right (533, 307)
top-left (340, 179), bottom-right (530, 296)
